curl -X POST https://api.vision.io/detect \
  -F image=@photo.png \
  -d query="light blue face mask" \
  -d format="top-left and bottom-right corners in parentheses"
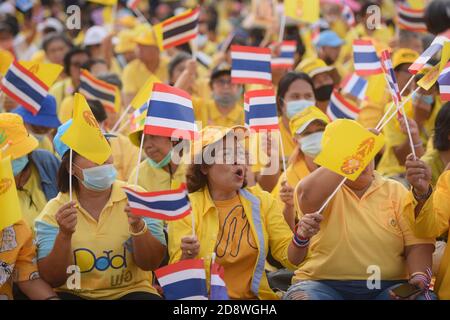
top-left (286, 99), bottom-right (316, 119)
top-left (12, 156), bottom-right (29, 176)
top-left (32, 133), bottom-right (47, 142)
top-left (299, 131), bottom-right (324, 157)
top-left (76, 164), bottom-right (117, 191)
top-left (147, 150), bottom-right (173, 169)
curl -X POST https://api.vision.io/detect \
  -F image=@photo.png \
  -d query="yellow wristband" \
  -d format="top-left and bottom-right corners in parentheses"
top-left (129, 220), bottom-right (147, 236)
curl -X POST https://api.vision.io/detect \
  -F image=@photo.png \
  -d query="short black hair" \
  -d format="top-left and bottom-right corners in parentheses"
top-left (168, 52), bottom-right (192, 81)
top-left (42, 32), bottom-right (73, 52)
top-left (63, 47), bottom-right (90, 75)
top-left (433, 102), bottom-right (450, 151)
top-left (276, 72), bottom-right (315, 113)
top-left (87, 99), bottom-right (107, 124)
top-left (424, 0), bottom-right (450, 35)
top-left (57, 150), bottom-right (80, 194)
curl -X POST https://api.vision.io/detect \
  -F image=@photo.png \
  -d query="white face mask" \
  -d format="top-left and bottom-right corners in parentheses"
top-left (299, 131), bottom-right (324, 157)
top-left (286, 99), bottom-right (316, 119)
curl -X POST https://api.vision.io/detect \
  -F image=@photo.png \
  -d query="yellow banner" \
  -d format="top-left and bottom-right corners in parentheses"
top-left (19, 61), bottom-right (63, 88)
top-left (284, 0), bottom-right (319, 24)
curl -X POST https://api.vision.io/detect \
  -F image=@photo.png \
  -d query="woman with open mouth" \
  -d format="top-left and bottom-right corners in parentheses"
top-left (167, 126), bottom-right (306, 300)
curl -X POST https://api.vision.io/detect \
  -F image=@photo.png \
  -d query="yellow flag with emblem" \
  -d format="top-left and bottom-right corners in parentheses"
top-left (314, 119), bottom-right (385, 181)
top-left (417, 64), bottom-right (441, 91)
top-left (19, 61), bottom-right (63, 88)
top-left (60, 93), bottom-right (112, 165)
top-left (130, 76), bottom-right (159, 110)
top-left (284, 0), bottom-right (319, 24)
top-left (0, 155), bottom-right (22, 230)
top-left (87, 0), bottom-right (117, 5)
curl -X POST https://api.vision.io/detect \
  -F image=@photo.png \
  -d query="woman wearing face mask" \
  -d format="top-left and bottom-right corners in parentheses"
top-left (12, 94), bottom-right (61, 153)
top-left (0, 113), bottom-right (60, 229)
top-left (271, 106), bottom-right (329, 229)
top-left (35, 120), bottom-right (167, 300)
top-left (168, 126), bottom-right (305, 300)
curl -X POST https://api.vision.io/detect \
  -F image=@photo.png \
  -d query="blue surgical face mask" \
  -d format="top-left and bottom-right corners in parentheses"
top-left (12, 156), bottom-right (29, 176)
top-left (299, 131), bottom-right (324, 157)
top-left (286, 99), bottom-right (316, 119)
top-left (32, 133), bottom-right (47, 142)
top-left (147, 150), bottom-right (173, 169)
top-left (75, 164), bottom-right (117, 191)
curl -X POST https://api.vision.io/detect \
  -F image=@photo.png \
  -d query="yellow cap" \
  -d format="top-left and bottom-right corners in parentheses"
top-left (191, 126), bottom-right (248, 158)
top-left (296, 58), bottom-right (335, 78)
top-left (118, 15), bottom-right (138, 29)
top-left (289, 106), bottom-right (330, 136)
top-left (392, 48), bottom-right (419, 69)
top-left (0, 49), bottom-right (14, 76)
top-left (129, 124), bottom-right (144, 147)
top-left (115, 29), bottom-right (138, 54)
top-left (0, 113), bottom-right (38, 160)
top-left (134, 25), bottom-right (158, 47)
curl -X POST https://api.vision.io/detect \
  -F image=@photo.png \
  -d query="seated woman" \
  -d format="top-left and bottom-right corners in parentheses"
top-left (404, 155), bottom-right (450, 299)
top-left (35, 120), bottom-right (167, 300)
top-left (421, 102), bottom-right (450, 186)
top-left (284, 131), bottom-right (436, 300)
top-left (271, 106), bottom-right (329, 229)
top-left (0, 113), bottom-right (60, 229)
top-left (168, 126), bottom-right (306, 300)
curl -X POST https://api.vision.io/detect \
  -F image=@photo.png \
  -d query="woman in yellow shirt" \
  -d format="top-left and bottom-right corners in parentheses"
top-left (35, 123), bottom-right (166, 300)
top-left (283, 129), bottom-right (436, 300)
top-left (168, 126), bottom-right (307, 300)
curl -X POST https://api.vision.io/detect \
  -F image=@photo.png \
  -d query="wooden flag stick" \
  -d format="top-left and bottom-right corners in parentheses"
top-left (69, 148), bottom-right (73, 202)
top-left (115, 118), bottom-right (131, 134)
top-left (278, 132), bottom-right (287, 174)
top-left (316, 177), bottom-right (347, 214)
top-left (134, 130), bottom-right (146, 187)
top-left (111, 104), bottom-right (133, 133)
top-left (133, 8), bottom-right (151, 25)
top-left (191, 208), bottom-right (196, 237)
top-left (278, 14), bottom-right (286, 42)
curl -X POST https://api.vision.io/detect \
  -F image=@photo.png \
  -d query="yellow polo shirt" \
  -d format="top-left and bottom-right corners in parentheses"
top-left (421, 148), bottom-right (445, 186)
top-left (49, 78), bottom-right (74, 113)
top-left (34, 181), bottom-right (166, 300)
top-left (293, 172), bottom-right (434, 282)
top-left (193, 98), bottom-right (244, 128)
top-left (128, 160), bottom-right (186, 192)
top-left (122, 58), bottom-right (168, 95)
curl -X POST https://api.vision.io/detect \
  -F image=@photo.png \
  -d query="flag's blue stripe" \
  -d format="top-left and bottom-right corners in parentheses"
top-left (329, 101), bottom-right (354, 119)
top-left (353, 52), bottom-right (380, 63)
top-left (148, 100), bottom-right (195, 122)
top-left (232, 59), bottom-right (271, 72)
top-left (161, 278), bottom-right (208, 300)
top-left (80, 82), bottom-right (115, 102)
top-left (6, 71), bottom-right (45, 104)
top-left (350, 78), bottom-right (367, 96)
top-left (210, 285), bottom-right (229, 300)
top-left (126, 193), bottom-right (189, 211)
top-left (250, 104), bottom-right (278, 118)
top-left (280, 52), bottom-right (295, 58)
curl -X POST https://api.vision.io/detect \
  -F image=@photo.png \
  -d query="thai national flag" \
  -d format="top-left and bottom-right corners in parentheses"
top-left (342, 5), bottom-right (356, 27)
top-left (353, 40), bottom-right (383, 76)
top-left (144, 83), bottom-right (197, 140)
top-left (231, 45), bottom-right (272, 86)
top-left (271, 41), bottom-right (296, 69)
top-left (126, 0), bottom-right (140, 10)
top-left (245, 89), bottom-right (279, 132)
top-left (210, 262), bottom-right (229, 300)
top-left (160, 7), bottom-right (200, 50)
top-left (380, 50), bottom-right (402, 106)
top-left (155, 259), bottom-right (208, 300)
top-left (0, 61), bottom-right (49, 115)
top-left (396, 4), bottom-right (427, 33)
top-left (79, 69), bottom-right (118, 113)
top-left (438, 62), bottom-right (450, 101)
top-left (409, 33), bottom-right (450, 74)
top-left (341, 73), bottom-right (368, 101)
top-left (327, 89), bottom-right (360, 121)
top-left (123, 183), bottom-right (192, 221)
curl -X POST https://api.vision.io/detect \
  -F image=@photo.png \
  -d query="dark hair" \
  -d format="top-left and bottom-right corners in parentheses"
top-left (424, 0), bottom-right (450, 35)
top-left (57, 150), bottom-right (79, 194)
top-left (42, 32), bottom-right (73, 52)
top-left (276, 72), bottom-right (315, 113)
top-left (434, 102), bottom-right (450, 151)
top-left (0, 14), bottom-right (19, 36)
top-left (63, 47), bottom-right (90, 75)
top-left (285, 26), bottom-right (306, 60)
top-left (87, 99), bottom-right (107, 123)
top-left (168, 52), bottom-right (192, 81)
top-left (81, 58), bottom-right (107, 72)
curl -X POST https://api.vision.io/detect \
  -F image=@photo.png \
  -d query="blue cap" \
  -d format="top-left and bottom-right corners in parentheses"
top-left (315, 30), bottom-right (344, 48)
top-left (12, 95), bottom-right (61, 128)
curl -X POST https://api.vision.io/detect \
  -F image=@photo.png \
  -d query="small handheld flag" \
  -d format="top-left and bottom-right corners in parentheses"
top-left (409, 34), bottom-right (449, 74)
top-left (438, 62), bottom-right (450, 101)
top-left (353, 40), bottom-right (383, 76)
top-left (380, 50), bottom-right (402, 106)
top-left (126, 0), bottom-right (140, 10)
top-left (327, 90), bottom-right (360, 121)
top-left (231, 45), bottom-right (272, 86)
top-left (245, 89), bottom-right (279, 132)
top-left (341, 73), bottom-right (368, 101)
top-left (155, 259), bottom-right (208, 300)
top-left (79, 69), bottom-right (120, 113)
top-left (342, 5), bottom-right (356, 27)
top-left (396, 4), bottom-right (427, 33)
top-left (210, 259), bottom-right (229, 300)
top-left (123, 183), bottom-right (192, 221)
top-left (271, 41), bottom-right (296, 69)
top-left (144, 83), bottom-right (197, 140)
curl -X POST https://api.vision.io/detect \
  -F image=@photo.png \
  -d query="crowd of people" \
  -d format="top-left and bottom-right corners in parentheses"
top-left (0, 0), bottom-right (450, 301)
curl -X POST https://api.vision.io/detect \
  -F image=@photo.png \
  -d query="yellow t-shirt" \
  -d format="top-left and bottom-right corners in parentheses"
top-left (58, 95), bottom-right (74, 123)
top-left (293, 172), bottom-right (434, 282)
top-left (193, 98), bottom-right (244, 128)
top-left (214, 195), bottom-right (259, 300)
top-left (421, 148), bottom-right (445, 186)
top-left (110, 133), bottom-right (140, 181)
top-left (128, 160), bottom-right (186, 192)
top-left (49, 78), bottom-right (74, 113)
top-left (122, 58), bottom-right (168, 95)
top-left (0, 220), bottom-right (39, 300)
top-left (17, 165), bottom-right (48, 229)
top-left (34, 181), bottom-right (166, 300)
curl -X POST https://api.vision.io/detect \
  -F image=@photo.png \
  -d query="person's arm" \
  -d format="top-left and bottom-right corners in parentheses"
top-left (174, 59), bottom-right (196, 93)
top-left (17, 279), bottom-right (59, 300)
top-left (279, 180), bottom-right (296, 230)
top-left (37, 202), bottom-right (77, 288)
top-left (127, 206), bottom-right (167, 271)
top-left (393, 117), bottom-right (425, 165)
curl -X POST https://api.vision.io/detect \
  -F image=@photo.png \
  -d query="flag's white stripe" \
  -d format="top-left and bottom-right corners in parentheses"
top-left (353, 45), bottom-right (377, 53)
top-left (10, 64), bottom-right (48, 96)
top-left (145, 116), bottom-right (196, 131)
top-left (81, 76), bottom-right (115, 95)
top-left (211, 274), bottom-right (226, 286)
top-left (354, 62), bottom-right (382, 70)
top-left (249, 96), bottom-right (276, 105)
top-left (439, 85), bottom-right (450, 93)
top-left (163, 28), bottom-right (198, 46)
top-left (231, 70), bottom-right (272, 80)
top-left (126, 190), bottom-right (187, 202)
top-left (163, 12), bottom-right (199, 32)
top-left (281, 45), bottom-right (296, 51)
top-left (2, 78), bottom-right (42, 109)
top-left (179, 296), bottom-right (208, 300)
top-left (158, 269), bottom-right (206, 287)
top-left (151, 91), bottom-right (193, 108)
top-left (129, 201), bottom-right (191, 216)
top-left (249, 117), bottom-right (279, 125)
top-left (272, 58), bottom-right (294, 65)
top-left (231, 51), bottom-right (271, 61)
top-left (332, 97), bottom-right (359, 118)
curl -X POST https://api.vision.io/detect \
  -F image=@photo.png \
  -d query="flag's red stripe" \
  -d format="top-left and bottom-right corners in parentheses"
top-left (163, 33), bottom-right (198, 50)
top-left (12, 61), bottom-right (49, 91)
top-left (355, 68), bottom-right (383, 76)
top-left (129, 207), bottom-right (191, 221)
top-left (333, 91), bottom-right (360, 114)
top-left (250, 124), bottom-right (280, 132)
top-left (81, 70), bottom-right (117, 92)
top-left (232, 77), bottom-right (272, 86)
top-left (155, 259), bottom-right (205, 278)
top-left (0, 84), bottom-right (39, 115)
top-left (152, 83), bottom-right (192, 100)
top-left (144, 125), bottom-right (197, 140)
top-left (231, 45), bottom-right (271, 55)
top-left (123, 183), bottom-right (187, 197)
top-left (245, 89), bottom-right (275, 99)
top-left (162, 7), bottom-right (199, 27)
